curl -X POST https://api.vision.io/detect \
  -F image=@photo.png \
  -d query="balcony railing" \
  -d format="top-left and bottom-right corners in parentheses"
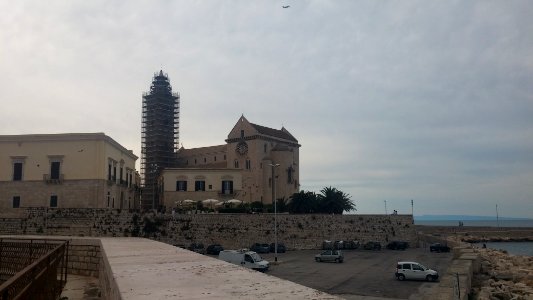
top-left (43, 174), bottom-right (64, 184)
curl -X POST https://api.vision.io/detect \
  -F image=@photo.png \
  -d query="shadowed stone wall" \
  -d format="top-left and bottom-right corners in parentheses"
top-left (0, 208), bottom-right (416, 250)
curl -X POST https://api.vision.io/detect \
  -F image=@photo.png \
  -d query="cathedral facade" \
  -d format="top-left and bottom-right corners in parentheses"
top-left (159, 115), bottom-right (301, 208)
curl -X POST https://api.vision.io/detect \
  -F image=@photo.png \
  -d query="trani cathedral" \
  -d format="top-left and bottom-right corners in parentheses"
top-left (141, 71), bottom-right (300, 210)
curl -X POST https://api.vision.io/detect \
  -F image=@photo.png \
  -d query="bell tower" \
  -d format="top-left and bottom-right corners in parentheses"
top-left (141, 70), bottom-right (180, 209)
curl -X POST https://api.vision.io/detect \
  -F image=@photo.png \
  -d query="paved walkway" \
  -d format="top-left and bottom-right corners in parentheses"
top-left (60, 275), bottom-right (100, 300)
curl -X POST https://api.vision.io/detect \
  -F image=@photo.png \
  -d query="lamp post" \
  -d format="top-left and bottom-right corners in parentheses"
top-left (269, 163), bottom-right (280, 262)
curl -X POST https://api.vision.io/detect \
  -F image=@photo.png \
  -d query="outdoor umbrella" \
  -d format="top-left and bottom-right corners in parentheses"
top-left (202, 199), bottom-right (220, 209)
top-left (226, 199), bottom-right (243, 204)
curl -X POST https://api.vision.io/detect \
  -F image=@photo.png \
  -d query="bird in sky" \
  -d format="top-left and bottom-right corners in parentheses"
top-left (282, 5), bottom-right (290, 8)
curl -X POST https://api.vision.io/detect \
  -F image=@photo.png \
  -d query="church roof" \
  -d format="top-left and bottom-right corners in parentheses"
top-left (249, 123), bottom-right (298, 143)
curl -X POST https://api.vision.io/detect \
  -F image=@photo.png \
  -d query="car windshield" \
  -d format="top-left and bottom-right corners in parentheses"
top-left (250, 253), bottom-right (262, 262)
top-left (417, 263), bottom-right (428, 270)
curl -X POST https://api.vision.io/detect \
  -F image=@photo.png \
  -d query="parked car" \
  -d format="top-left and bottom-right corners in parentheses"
top-left (206, 244), bottom-right (224, 255)
top-left (322, 240), bottom-right (333, 250)
top-left (269, 242), bottom-right (286, 253)
top-left (386, 241), bottom-right (409, 250)
top-left (334, 240), bottom-right (345, 250)
top-left (250, 243), bottom-right (270, 253)
top-left (315, 250), bottom-right (344, 263)
top-left (363, 241), bottom-right (382, 250)
top-left (344, 240), bottom-right (360, 250)
top-left (219, 249), bottom-right (269, 271)
top-left (188, 242), bottom-right (205, 254)
top-left (429, 243), bottom-right (451, 253)
top-left (395, 261), bottom-right (439, 282)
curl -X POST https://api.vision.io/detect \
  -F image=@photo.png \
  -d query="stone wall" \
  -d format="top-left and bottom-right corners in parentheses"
top-left (0, 208), bottom-right (416, 250)
top-left (67, 239), bottom-right (101, 277)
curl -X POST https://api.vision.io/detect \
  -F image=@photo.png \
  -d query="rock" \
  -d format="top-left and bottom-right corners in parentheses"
top-left (495, 273), bottom-right (514, 281)
top-left (491, 290), bottom-right (513, 300)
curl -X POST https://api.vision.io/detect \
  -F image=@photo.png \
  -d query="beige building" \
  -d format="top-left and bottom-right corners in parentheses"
top-left (0, 133), bottom-right (139, 210)
top-left (162, 116), bottom-right (300, 207)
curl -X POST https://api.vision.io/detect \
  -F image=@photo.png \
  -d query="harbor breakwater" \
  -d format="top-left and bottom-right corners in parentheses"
top-left (417, 225), bottom-right (533, 299)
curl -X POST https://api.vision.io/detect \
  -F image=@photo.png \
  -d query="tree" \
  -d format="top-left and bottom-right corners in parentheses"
top-left (317, 186), bottom-right (355, 214)
top-left (288, 191), bottom-right (318, 214)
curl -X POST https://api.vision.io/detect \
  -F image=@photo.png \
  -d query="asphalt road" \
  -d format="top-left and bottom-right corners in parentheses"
top-left (259, 248), bottom-right (453, 299)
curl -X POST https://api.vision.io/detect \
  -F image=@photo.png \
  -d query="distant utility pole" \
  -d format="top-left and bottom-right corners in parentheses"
top-left (411, 199), bottom-right (414, 216)
top-left (384, 200), bottom-right (388, 215)
top-left (496, 204), bottom-right (500, 228)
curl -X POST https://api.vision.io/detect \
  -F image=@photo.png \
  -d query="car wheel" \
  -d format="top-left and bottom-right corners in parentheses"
top-left (315, 257), bottom-right (321, 262)
top-left (426, 275), bottom-right (433, 282)
top-left (335, 258), bottom-right (340, 263)
top-left (397, 274), bottom-right (405, 281)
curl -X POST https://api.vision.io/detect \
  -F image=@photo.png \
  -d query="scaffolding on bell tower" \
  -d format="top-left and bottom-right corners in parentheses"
top-left (141, 70), bottom-right (180, 209)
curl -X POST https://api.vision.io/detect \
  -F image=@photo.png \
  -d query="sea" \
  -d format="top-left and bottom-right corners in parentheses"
top-left (415, 219), bottom-right (533, 228)
top-left (472, 242), bottom-right (533, 256)
top-left (415, 219), bottom-right (533, 256)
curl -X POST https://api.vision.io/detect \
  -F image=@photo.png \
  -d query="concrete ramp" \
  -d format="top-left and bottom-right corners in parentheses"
top-left (99, 238), bottom-right (340, 300)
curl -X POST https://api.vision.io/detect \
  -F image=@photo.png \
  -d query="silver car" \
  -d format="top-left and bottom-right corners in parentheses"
top-left (315, 250), bottom-right (344, 263)
top-left (395, 261), bottom-right (439, 281)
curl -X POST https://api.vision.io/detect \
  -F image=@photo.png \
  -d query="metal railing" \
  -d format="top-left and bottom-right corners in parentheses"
top-left (0, 239), bottom-right (68, 300)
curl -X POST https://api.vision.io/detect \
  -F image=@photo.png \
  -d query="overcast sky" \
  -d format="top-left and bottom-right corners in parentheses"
top-left (1, 1), bottom-right (532, 218)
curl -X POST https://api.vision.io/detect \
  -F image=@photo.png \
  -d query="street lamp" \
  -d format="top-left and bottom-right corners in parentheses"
top-left (269, 163), bottom-right (280, 262)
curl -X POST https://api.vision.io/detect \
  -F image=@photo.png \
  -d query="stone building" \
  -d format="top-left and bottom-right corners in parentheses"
top-left (160, 115), bottom-right (300, 207)
top-left (0, 133), bottom-right (138, 210)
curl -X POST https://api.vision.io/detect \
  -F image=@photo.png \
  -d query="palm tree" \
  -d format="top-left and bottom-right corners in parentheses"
top-left (276, 197), bottom-right (288, 213)
top-left (288, 191), bottom-right (317, 214)
top-left (317, 186), bottom-right (355, 214)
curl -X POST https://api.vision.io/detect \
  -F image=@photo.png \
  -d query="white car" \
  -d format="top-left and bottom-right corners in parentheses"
top-left (395, 261), bottom-right (439, 281)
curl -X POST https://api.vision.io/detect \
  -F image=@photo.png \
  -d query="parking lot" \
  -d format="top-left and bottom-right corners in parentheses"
top-left (259, 248), bottom-right (453, 299)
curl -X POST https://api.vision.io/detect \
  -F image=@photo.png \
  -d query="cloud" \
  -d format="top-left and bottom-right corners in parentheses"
top-left (0, 1), bottom-right (532, 217)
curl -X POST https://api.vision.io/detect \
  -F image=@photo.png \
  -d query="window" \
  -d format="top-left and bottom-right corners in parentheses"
top-left (234, 160), bottom-right (239, 168)
top-left (195, 181), bottom-right (205, 191)
top-left (208, 184), bottom-right (212, 190)
top-left (224, 155), bottom-right (226, 160)
top-left (245, 160), bottom-right (251, 170)
top-left (50, 195), bottom-right (58, 207)
top-left (113, 166), bottom-right (117, 181)
top-left (269, 178), bottom-right (272, 188)
top-left (221, 180), bottom-right (233, 195)
top-left (245, 254), bottom-right (253, 263)
top-left (108, 164), bottom-right (112, 180)
top-left (287, 167), bottom-right (293, 183)
top-left (176, 181), bottom-right (187, 191)
top-left (194, 159), bottom-right (197, 165)
top-left (50, 161), bottom-right (61, 180)
top-left (214, 156), bottom-right (217, 161)
top-left (264, 143), bottom-right (267, 153)
top-left (120, 167), bottom-right (123, 182)
top-left (13, 162), bottom-right (23, 181)
top-left (129, 174), bottom-right (133, 187)
top-left (13, 196), bottom-right (20, 208)
top-left (413, 264), bottom-right (424, 271)
top-left (107, 192), bottom-right (110, 207)
top-left (241, 130), bottom-right (245, 138)
top-left (204, 157), bottom-right (206, 163)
